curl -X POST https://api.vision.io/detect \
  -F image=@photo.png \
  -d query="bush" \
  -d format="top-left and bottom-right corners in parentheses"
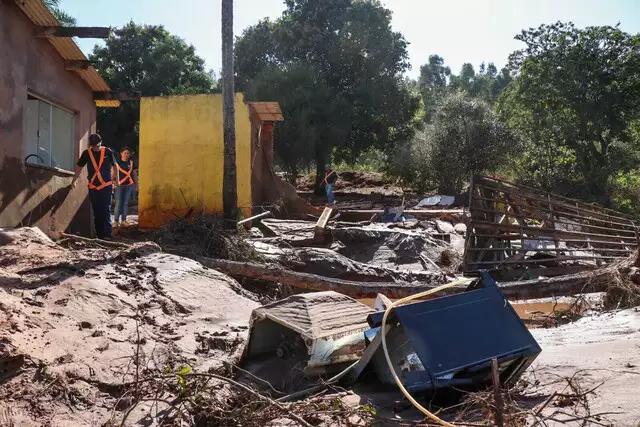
top-left (391, 94), bottom-right (520, 194)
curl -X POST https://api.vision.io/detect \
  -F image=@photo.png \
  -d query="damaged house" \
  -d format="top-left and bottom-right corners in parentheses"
top-left (0, 0), bottom-right (118, 236)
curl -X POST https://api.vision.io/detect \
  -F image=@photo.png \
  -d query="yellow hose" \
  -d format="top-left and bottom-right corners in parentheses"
top-left (381, 278), bottom-right (474, 427)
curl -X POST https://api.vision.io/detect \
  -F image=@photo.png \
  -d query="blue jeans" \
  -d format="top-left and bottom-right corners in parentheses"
top-left (89, 187), bottom-right (112, 239)
top-left (325, 184), bottom-right (335, 203)
top-left (114, 185), bottom-right (135, 222)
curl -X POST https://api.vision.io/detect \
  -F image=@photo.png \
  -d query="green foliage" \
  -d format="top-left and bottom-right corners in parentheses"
top-left (236, 0), bottom-right (420, 179)
top-left (43, 0), bottom-right (76, 26)
top-left (417, 55), bottom-right (512, 123)
top-left (90, 22), bottom-right (217, 151)
top-left (331, 147), bottom-right (387, 172)
top-left (611, 170), bottom-right (640, 215)
top-left (499, 22), bottom-right (640, 205)
top-left (419, 55), bottom-right (451, 122)
top-left (393, 94), bottom-right (520, 194)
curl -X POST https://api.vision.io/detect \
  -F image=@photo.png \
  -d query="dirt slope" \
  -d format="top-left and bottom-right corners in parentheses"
top-left (0, 228), bottom-right (259, 427)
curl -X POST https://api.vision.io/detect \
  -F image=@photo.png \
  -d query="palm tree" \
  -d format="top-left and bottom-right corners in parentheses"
top-left (43, 0), bottom-right (77, 26)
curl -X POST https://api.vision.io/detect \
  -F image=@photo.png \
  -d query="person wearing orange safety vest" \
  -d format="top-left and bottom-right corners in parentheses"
top-left (71, 134), bottom-right (119, 240)
top-left (113, 146), bottom-right (138, 227)
top-left (323, 164), bottom-right (338, 205)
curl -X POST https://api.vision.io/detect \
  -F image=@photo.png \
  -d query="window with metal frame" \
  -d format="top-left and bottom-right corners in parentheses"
top-left (24, 94), bottom-right (75, 171)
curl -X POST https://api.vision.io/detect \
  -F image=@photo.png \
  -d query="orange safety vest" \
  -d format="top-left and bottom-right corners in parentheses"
top-left (117, 160), bottom-right (134, 186)
top-left (87, 147), bottom-right (112, 190)
top-left (323, 170), bottom-right (336, 185)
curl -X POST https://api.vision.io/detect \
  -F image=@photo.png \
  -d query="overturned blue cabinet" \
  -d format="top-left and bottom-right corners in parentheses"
top-left (365, 271), bottom-right (542, 393)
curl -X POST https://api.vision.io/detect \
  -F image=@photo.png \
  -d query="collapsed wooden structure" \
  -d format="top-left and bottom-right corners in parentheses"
top-left (464, 175), bottom-right (639, 280)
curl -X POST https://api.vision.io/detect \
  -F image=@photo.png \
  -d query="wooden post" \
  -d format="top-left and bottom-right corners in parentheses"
top-left (491, 357), bottom-right (505, 427)
top-left (221, 0), bottom-right (237, 224)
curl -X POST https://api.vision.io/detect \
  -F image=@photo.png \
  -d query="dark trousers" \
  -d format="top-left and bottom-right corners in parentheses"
top-left (89, 187), bottom-right (112, 239)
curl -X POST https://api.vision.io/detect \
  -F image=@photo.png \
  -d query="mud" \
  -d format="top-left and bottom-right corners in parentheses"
top-left (0, 227), bottom-right (259, 427)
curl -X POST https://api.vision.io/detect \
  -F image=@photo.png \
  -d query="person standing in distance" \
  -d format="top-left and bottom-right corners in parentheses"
top-left (71, 134), bottom-right (119, 239)
top-left (113, 146), bottom-right (137, 227)
top-left (323, 164), bottom-right (338, 206)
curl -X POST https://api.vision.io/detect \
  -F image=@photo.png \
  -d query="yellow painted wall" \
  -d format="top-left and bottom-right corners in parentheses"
top-left (138, 93), bottom-right (252, 228)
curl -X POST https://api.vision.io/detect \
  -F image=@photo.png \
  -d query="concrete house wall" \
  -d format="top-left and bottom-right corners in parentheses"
top-left (0, 0), bottom-right (96, 236)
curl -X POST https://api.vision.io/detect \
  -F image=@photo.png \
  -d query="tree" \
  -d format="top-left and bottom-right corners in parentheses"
top-left (235, 0), bottom-right (419, 187)
top-left (418, 55), bottom-right (451, 122)
top-left (43, 0), bottom-right (76, 26)
top-left (499, 22), bottom-right (640, 204)
top-left (417, 55), bottom-right (512, 121)
top-left (398, 94), bottom-right (519, 194)
top-left (221, 0), bottom-right (237, 221)
top-left (90, 22), bottom-right (217, 151)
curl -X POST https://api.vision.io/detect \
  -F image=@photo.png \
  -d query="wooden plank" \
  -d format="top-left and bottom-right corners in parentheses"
top-left (464, 265), bottom-right (598, 279)
top-left (475, 175), bottom-right (633, 219)
top-left (469, 233), bottom-right (635, 247)
top-left (93, 91), bottom-right (141, 101)
top-left (472, 255), bottom-right (621, 266)
top-left (465, 247), bottom-right (632, 254)
top-left (64, 60), bottom-right (90, 70)
top-left (237, 210), bottom-right (272, 227)
top-left (475, 179), bottom-right (634, 225)
top-left (471, 195), bottom-right (636, 230)
top-left (35, 26), bottom-right (111, 38)
top-left (491, 358), bottom-right (505, 427)
top-left (314, 207), bottom-right (333, 241)
top-left (470, 220), bottom-right (637, 244)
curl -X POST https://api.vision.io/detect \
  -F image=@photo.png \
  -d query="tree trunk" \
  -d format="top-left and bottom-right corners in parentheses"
top-left (314, 149), bottom-right (327, 195)
top-left (198, 257), bottom-right (613, 300)
top-left (222, 0), bottom-right (237, 223)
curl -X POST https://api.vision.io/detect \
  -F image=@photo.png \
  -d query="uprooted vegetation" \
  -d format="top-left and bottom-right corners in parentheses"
top-left (155, 213), bottom-right (263, 262)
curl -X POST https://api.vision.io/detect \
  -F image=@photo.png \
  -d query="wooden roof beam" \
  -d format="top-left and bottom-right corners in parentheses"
top-left (36, 26), bottom-right (112, 39)
top-left (93, 92), bottom-right (141, 102)
top-left (64, 60), bottom-right (91, 70)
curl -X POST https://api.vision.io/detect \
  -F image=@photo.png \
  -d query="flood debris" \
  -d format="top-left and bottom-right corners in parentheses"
top-left (465, 175), bottom-right (638, 280)
top-left (243, 292), bottom-right (373, 389)
top-left (359, 272), bottom-right (541, 395)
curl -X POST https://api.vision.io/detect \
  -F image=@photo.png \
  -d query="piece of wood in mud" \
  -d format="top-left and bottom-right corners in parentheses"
top-left (198, 257), bottom-right (614, 300)
top-left (314, 206), bottom-right (333, 240)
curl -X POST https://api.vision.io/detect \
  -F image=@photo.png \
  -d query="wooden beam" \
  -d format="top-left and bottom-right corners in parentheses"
top-left (237, 210), bottom-right (272, 227)
top-left (314, 206), bottom-right (333, 241)
top-left (36, 26), bottom-right (111, 39)
top-left (198, 257), bottom-right (614, 300)
top-left (64, 60), bottom-right (91, 70)
top-left (93, 92), bottom-right (141, 101)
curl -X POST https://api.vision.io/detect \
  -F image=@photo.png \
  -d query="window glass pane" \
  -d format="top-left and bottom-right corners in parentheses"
top-left (24, 99), bottom-right (40, 165)
top-left (51, 105), bottom-right (74, 170)
top-left (37, 101), bottom-right (52, 167)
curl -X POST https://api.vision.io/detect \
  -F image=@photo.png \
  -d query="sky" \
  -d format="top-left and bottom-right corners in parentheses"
top-left (60, 0), bottom-right (640, 78)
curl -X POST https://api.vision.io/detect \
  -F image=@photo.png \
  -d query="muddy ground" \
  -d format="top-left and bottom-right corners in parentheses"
top-left (2, 188), bottom-right (640, 426)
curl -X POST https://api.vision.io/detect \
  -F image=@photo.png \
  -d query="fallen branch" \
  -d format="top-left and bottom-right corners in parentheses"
top-left (60, 232), bottom-right (130, 248)
top-left (499, 267), bottom-right (614, 300)
top-left (199, 257), bottom-right (620, 300)
top-left (199, 257), bottom-right (455, 298)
